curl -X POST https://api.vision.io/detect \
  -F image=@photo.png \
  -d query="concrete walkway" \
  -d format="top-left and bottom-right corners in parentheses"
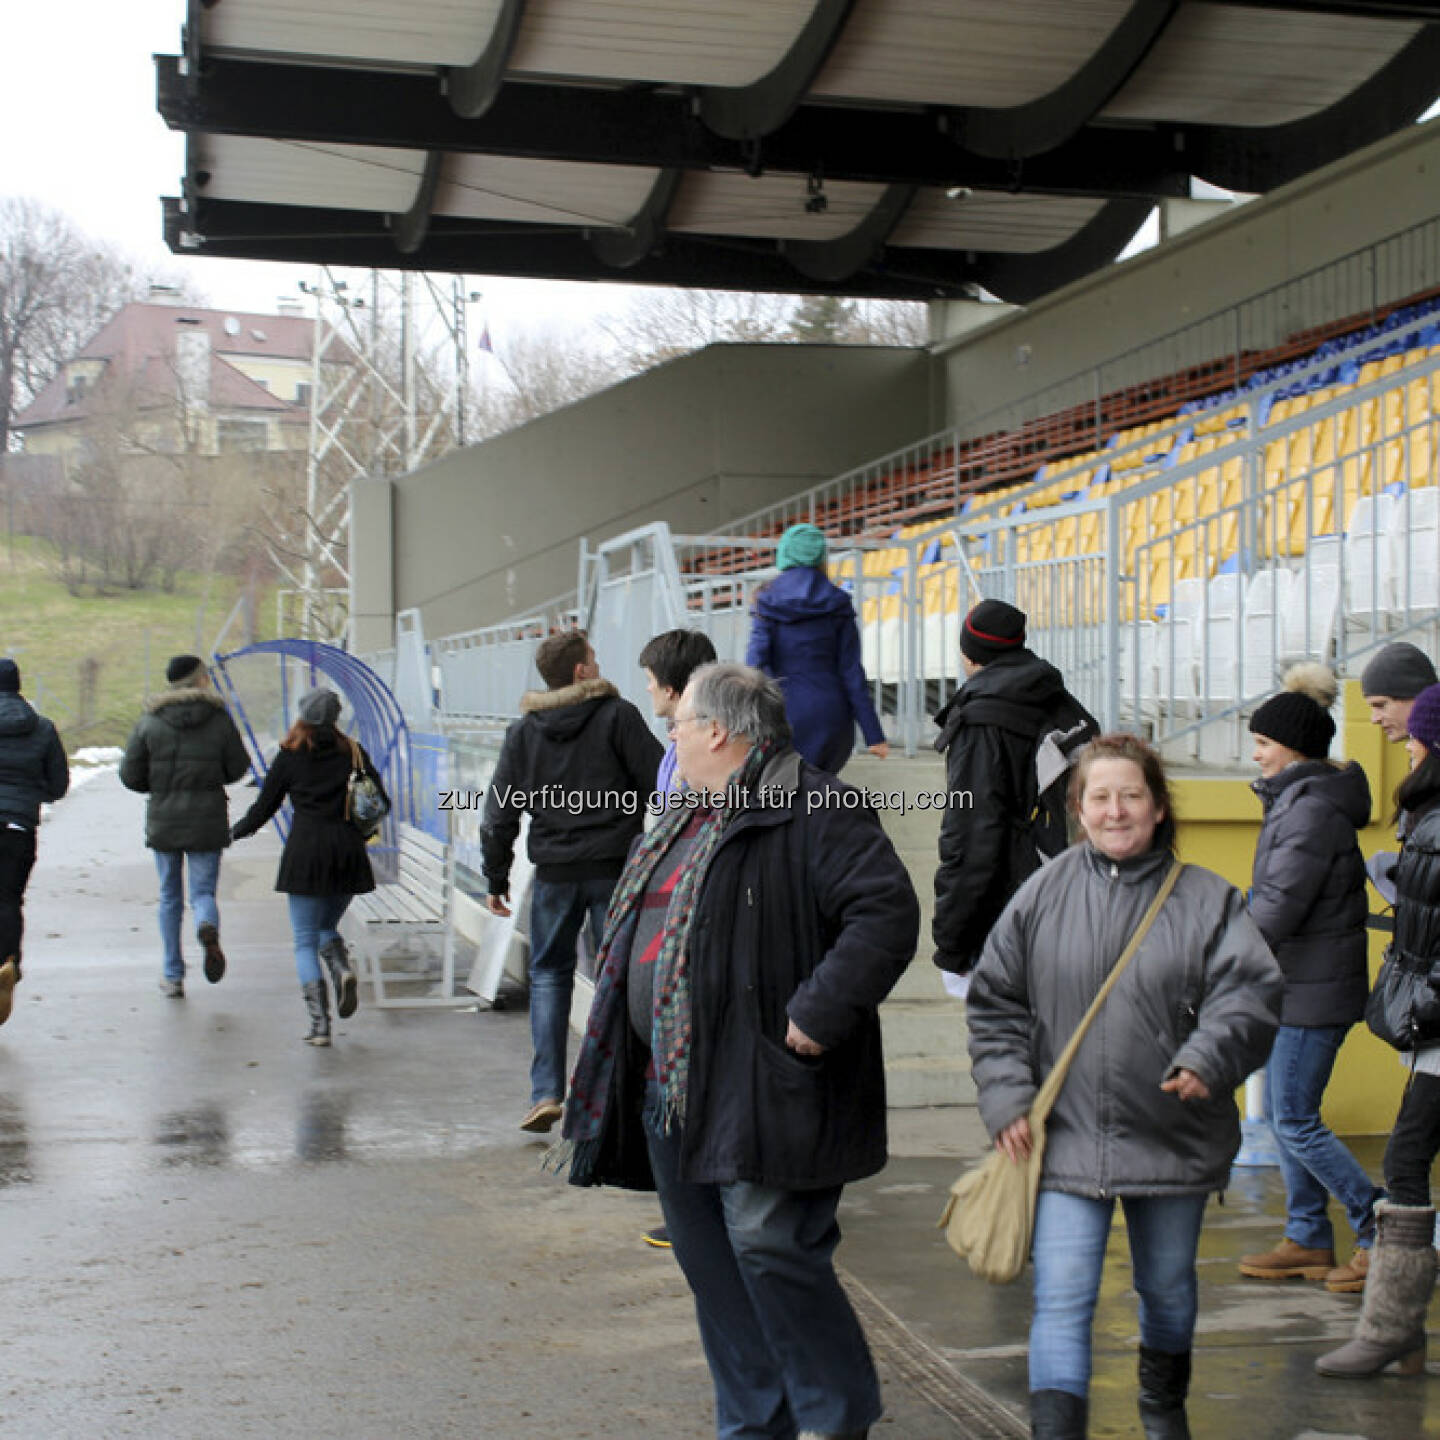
top-left (0, 771), bottom-right (1432, 1438)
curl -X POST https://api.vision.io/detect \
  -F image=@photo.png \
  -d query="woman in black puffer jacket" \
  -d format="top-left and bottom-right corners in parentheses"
top-left (1239, 664), bottom-right (1382, 1293)
top-left (1317, 682), bottom-right (1440, 1379)
top-left (230, 687), bottom-right (387, 1045)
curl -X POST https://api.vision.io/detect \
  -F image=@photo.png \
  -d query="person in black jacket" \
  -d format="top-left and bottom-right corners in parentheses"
top-left (0, 658), bottom-right (69, 1024)
top-left (932, 600), bottom-right (1095, 983)
top-left (1316, 682), bottom-right (1440, 1379)
top-left (560, 662), bottom-right (919, 1440)
top-left (120, 654), bottom-right (249, 997)
top-left (1238, 664), bottom-right (1383, 1294)
top-left (230, 687), bottom-right (387, 1046)
top-left (481, 630), bottom-right (662, 1133)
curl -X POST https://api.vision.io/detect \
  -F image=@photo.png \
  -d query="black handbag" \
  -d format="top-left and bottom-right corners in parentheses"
top-left (1364, 948), bottom-right (1438, 1051)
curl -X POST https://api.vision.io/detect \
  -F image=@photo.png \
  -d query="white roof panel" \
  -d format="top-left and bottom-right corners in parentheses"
top-left (197, 136), bottom-right (427, 213)
top-left (669, 173), bottom-right (889, 241)
top-left (438, 155), bottom-right (658, 226)
top-left (1102, 3), bottom-right (1419, 127)
top-left (812, 0), bottom-right (1130, 109)
top-left (893, 193), bottom-right (1107, 254)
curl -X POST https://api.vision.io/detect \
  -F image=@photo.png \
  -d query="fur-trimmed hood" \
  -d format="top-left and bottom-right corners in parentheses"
top-left (145, 686), bottom-right (232, 728)
top-left (518, 678), bottom-right (620, 742)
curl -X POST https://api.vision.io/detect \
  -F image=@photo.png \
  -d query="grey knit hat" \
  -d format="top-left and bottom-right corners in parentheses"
top-left (1360, 642), bottom-right (1437, 700)
top-left (297, 687), bottom-right (341, 727)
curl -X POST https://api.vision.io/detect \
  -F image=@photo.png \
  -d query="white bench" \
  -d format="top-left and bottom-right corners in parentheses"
top-left (347, 820), bottom-right (466, 1008)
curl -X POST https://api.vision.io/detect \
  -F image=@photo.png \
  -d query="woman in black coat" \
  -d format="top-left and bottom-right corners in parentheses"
top-left (1240, 664), bottom-right (1381, 1292)
top-left (230, 687), bottom-right (387, 1045)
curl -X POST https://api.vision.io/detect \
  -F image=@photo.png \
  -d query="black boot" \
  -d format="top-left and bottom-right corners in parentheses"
top-left (1030, 1388), bottom-right (1087, 1439)
top-left (319, 937), bottom-right (358, 1020)
top-left (302, 981), bottom-right (331, 1046)
top-left (1137, 1347), bottom-right (1192, 1440)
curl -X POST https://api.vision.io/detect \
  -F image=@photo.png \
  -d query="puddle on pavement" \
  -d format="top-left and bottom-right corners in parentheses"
top-left (152, 1103), bottom-right (231, 1169)
top-left (296, 1091), bottom-right (351, 1163)
top-left (0, 1097), bottom-right (32, 1186)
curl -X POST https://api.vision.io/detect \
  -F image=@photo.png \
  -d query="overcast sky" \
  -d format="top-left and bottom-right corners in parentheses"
top-left (1, 0), bottom-right (633, 342)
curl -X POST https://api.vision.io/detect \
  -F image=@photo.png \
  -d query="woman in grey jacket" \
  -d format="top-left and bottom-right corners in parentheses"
top-left (1239, 665), bottom-right (1381, 1292)
top-left (968, 734), bottom-right (1282, 1440)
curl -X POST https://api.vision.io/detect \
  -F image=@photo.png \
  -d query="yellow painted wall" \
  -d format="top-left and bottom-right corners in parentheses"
top-left (224, 355), bottom-right (310, 403)
top-left (1172, 680), bottom-right (1408, 1136)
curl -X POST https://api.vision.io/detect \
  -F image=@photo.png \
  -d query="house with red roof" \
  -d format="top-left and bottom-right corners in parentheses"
top-left (13, 290), bottom-right (321, 467)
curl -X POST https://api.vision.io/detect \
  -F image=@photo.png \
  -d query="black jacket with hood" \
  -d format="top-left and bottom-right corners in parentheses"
top-left (1249, 758), bottom-right (1371, 1027)
top-left (932, 648), bottom-right (1095, 974)
top-left (120, 687), bottom-right (249, 852)
top-left (480, 679), bottom-right (662, 895)
top-left (0, 693), bottom-right (69, 829)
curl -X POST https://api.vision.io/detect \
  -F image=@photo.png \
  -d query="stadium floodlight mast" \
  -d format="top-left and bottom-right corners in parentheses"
top-left (275, 269), bottom-right (481, 641)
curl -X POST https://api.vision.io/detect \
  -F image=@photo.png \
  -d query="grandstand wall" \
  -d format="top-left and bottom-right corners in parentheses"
top-left (350, 343), bottom-right (933, 649)
top-left (936, 115), bottom-right (1440, 428)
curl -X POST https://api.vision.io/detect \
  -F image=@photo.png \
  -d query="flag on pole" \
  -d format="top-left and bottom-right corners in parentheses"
top-left (477, 322), bottom-right (494, 354)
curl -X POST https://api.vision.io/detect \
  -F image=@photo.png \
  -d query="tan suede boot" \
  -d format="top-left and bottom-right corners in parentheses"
top-left (1239, 1237), bottom-right (1335, 1281)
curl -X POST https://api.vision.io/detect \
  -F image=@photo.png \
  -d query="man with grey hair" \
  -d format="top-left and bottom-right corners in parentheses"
top-left (560, 661), bottom-right (919, 1440)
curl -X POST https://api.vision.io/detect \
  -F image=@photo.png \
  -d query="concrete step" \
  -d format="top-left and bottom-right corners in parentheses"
top-left (880, 997), bottom-right (967, 1060)
top-left (885, 1054), bottom-right (975, 1108)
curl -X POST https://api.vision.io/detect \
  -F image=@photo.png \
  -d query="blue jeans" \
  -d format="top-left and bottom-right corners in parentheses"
top-left (1030, 1189), bottom-right (1208, 1398)
top-left (526, 875), bottom-right (614, 1104)
top-left (153, 850), bottom-right (222, 982)
top-left (287, 894), bottom-right (353, 987)
top-left (644, 1086), bottom-right (881, 1439)
top-left (1264, 1023), bottom-right (1383, 1250)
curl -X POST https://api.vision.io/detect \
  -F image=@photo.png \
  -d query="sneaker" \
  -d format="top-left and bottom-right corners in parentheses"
top-left (642, 1226), bottom-right (673, 1250)
top-left (158, 978), bottom-right (185, 998)
top-left (1238, 1237), bottom-right (1335, 1280)
top-left (519, 1098), bottom-right (564, 1134)
top-left (1324, 1248), bottom-right (1370, 1293)
top-left (0, 958), bottom-right (17, 1027)
top-left (198, 924), bottom-right (226, 985)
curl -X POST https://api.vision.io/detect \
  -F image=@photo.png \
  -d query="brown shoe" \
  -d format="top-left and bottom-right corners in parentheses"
top-left (1239, 1237), bottom-right (1336, 1280)
top-left (519, 1098), bottom-right (564, 1134)
top-left (0, 958), bottom-right (16, 1027)
top-left (1324, 1247), bottom-right (1370, 1293)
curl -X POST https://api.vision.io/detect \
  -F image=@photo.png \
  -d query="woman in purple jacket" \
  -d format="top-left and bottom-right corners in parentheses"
top-left (745, 523), bottom-right (888, 774)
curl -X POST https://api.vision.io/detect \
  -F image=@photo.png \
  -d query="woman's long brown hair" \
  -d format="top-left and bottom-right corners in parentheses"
top-left (280, 719), bottom-right (349, 752)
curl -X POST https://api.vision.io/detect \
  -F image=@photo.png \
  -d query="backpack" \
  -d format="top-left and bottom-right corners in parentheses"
top-left (1026, 716), bottom-right (1098, 862)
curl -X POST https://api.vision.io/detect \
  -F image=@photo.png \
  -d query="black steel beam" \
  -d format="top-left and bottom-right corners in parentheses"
top-left (446, 0), bottom-right (525, 120)
top-left (782, 184), bottom-right (917, 283)
top-left (698, 0), bottom-right (858, 140)
top-left (589, 168), bottom-right (682, 269)
top-left (1204, 0), bottom-right (1440, 18)
top-left (392, 151), bottom-right (443, 254)
top-left (157, 54), bottom-right (1190, 200)
top-left (163, 196), bottom-right (999, 301)
top-left (957, 0), bottom-right (1180, 160)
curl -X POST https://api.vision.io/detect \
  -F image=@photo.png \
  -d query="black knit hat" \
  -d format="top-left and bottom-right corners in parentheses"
top-left (166, 654), bottom-right (204, 685)
top-left (1249, 663), bottom-right (1337, 759)
top-left (0, 658), bottom-right (18, 694)
top-left (1359, 641), bottom-right (1437, 700)
top-left (960, 600), bottom-right (1027, 664)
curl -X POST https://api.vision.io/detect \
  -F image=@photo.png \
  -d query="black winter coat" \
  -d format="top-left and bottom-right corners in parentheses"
top-left (1249, 759), bottom-right (1371, 1027)
top-left (932, 648), bottom-right (1095, 973)
top-left (590, 752), bottom-right (920, 1191)
top-left (0, 693), bottom-right (69, 828)
top-left (481, 679), bottom-right (661, 894)
top-left (120, 689), bottom-right (249, 851)
top-left (1388, 790), bottom-right (1440, 1047)
top-left (230, 729), bottom-right (384, 895)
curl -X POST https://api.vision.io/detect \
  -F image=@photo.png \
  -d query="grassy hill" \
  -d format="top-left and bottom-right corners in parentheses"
top-left (0, 536), bottom-right (279, 750)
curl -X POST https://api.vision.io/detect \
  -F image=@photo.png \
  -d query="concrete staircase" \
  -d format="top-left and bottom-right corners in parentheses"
top-left (845, 753), bottom-right (973, 1109)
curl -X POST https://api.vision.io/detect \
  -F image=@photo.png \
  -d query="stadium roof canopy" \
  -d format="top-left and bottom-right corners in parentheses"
top-left (158, 0), bottom-right (1440, 304)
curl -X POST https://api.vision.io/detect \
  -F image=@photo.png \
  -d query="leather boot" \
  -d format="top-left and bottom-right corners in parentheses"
top-left (1316, 1203), bottom-right (1436, 1378)
top-left (1137, 1347), bottom-right (1192, 1439)
top-left (319, 937), bottom-right (358, 1019)
top-left (0, 957), bottom-right (17, 1027)
top-left (302, 981), bottom-right (331, 1046)
top-left (1030, 1388), bottom-right (1087, 1439)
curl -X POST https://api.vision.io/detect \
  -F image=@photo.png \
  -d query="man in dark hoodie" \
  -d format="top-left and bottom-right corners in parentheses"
top-left (0, 658), bottom-right (69, 1024)
top-left (482, 630), bottom-right (662, 1133)
top-left (932, 600), bottom-right (1095, 983)
top-left (120, 655), bottom-right (249, 998)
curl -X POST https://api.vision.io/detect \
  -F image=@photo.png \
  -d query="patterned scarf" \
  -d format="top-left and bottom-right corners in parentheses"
top-left (556, 741), bottom-right (773, 1182)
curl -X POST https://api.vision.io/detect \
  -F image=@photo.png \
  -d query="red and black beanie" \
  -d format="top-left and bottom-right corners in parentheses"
top-left (961, 599), bottom-right (1027, 664)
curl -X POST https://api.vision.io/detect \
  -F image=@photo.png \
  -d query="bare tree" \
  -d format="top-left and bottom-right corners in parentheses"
top-left (0, 197), bottom-right (199, 452)
top-left (468, 326), bottom-right (624, 439)
top-left (598, 288), bottom-right (801, 371)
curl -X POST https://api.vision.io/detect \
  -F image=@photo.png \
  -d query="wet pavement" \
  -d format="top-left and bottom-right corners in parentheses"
top-left (1, 770), bottom-right (1435, 1437)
